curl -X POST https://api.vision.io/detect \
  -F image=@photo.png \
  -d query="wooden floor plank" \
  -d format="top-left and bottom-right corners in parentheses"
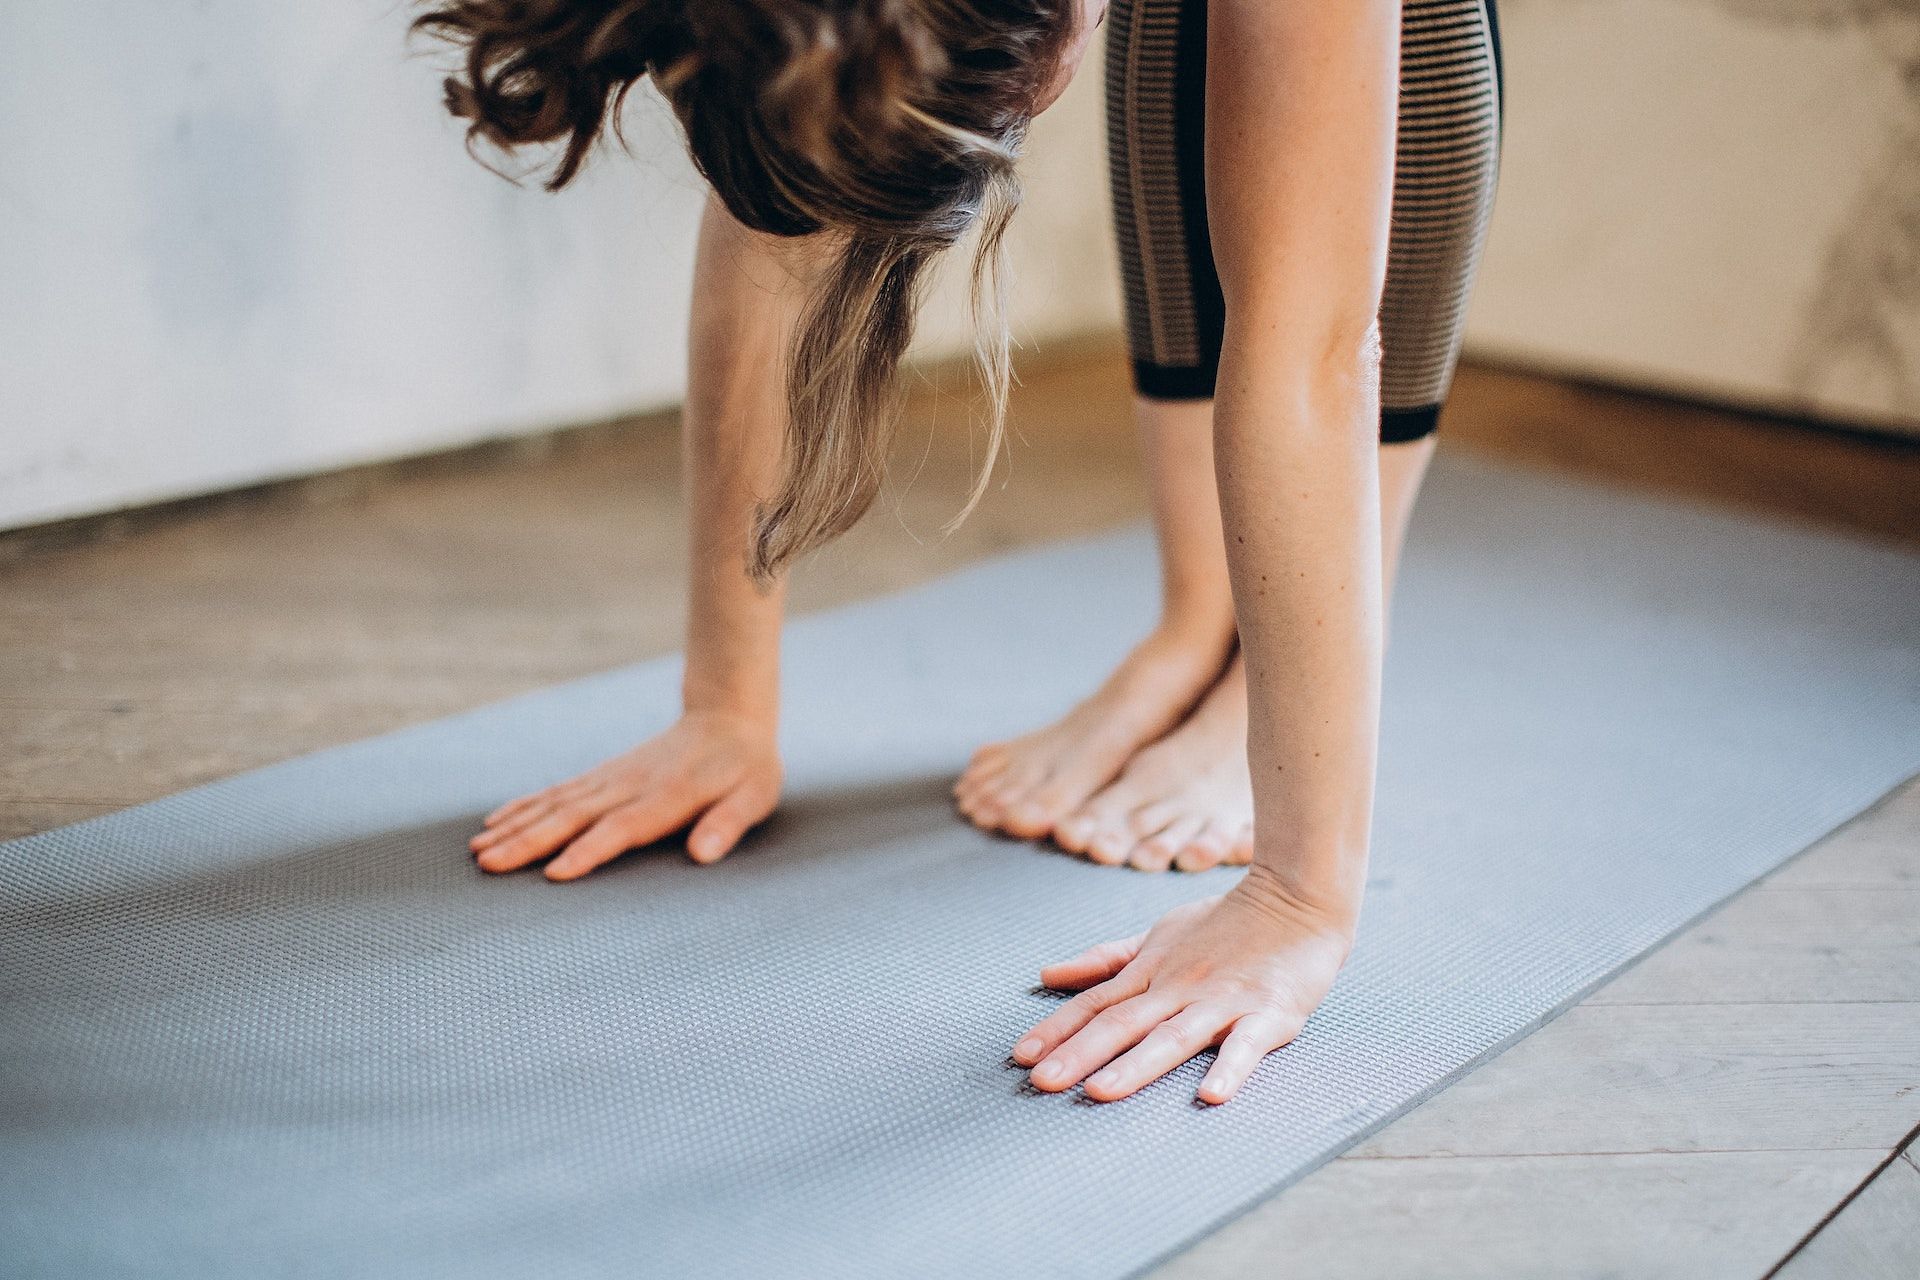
top-left (1775, 1149), bottom-right (1920, 1280)
top-left (1348, 1000), bottom-right (1920, 1158)
top-left (1763, 785), bottom-right (1920, 890)
top-left (1589, 863), bottom-right (1920, 1007)
top-left (1153, 1149), bottom-right (1880, 1280)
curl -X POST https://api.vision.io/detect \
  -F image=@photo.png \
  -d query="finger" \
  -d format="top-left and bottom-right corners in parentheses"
top-left (544, 790), bottom-right (698, 881)
top-left (686, 786), bottom-right (773, 864)
top-left (1037, 933), bottom-right (1145, 992)
top-left (1028, 993), bottom-right (1180, 1093)
top-left (1011, 968), bottom-right (1148, 1066)
top-left (1084, 1004), bottom-right (1228, 1102)
top-left (474, 803), bottom-right (604, 873)
top-left (484, 779), bottom-right (591, 828)
top-left (484, 791), bottom-right (550, 827)
top-left (471, 796), bottom-right (564, 850)
top-left (1196, 1012), bottom-right (1298, 1105)
top-left (474, 780), bottom-right (608, 849)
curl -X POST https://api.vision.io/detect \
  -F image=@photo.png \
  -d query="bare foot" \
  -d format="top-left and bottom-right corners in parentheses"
top-left (953, 624), bottom-right (1232, 840)
top-left (1053, 657), bottom-right (1254, 873)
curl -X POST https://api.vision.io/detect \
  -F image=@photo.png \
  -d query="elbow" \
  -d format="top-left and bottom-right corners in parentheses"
top-left (1340, 317), bottom-right (1384, 396)
top-left (1218, 306), bottom-right (1384, 428)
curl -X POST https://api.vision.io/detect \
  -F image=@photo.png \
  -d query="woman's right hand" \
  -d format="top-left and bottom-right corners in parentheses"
top-left (469, 709), bottom-right (783, 881)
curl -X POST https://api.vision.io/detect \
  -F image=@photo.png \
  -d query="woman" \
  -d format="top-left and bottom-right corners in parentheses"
top-left (420, 0), bottom-right (1501, 1105)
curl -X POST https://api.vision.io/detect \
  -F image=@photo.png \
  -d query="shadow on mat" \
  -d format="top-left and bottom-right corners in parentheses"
top-left (5, 770), bottom-right (983, 945)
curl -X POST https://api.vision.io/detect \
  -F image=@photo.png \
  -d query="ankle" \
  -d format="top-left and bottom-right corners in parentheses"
top-left (1145, 609), bottom-right (1234, 666)
top-left (1122, 623), bottom-right (1233, 695)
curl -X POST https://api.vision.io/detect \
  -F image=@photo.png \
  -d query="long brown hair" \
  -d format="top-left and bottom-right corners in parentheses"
top-left (414, 0), bottom-right (1073, 578)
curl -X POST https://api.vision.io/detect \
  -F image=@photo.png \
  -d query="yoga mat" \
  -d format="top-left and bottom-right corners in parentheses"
top-left (3, 453), bottom-right (1917, 1279)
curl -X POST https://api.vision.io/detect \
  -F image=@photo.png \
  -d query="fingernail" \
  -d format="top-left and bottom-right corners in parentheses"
top-left (1014, 1037), bottom-right (1042, 1061)
top-left (1031, 1061), bottom-right (1063, 1086)
top-left (1089, 1069), bottom-right (1118, 1091)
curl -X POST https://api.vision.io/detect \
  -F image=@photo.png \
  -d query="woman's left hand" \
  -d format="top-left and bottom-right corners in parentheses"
top-left (1011, 868), bottom-right (1356, 1104)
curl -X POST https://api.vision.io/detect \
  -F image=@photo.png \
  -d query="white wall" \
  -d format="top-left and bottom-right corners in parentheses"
top-left (11, 0), bottom-right (1907, 533)
top-left (0, 1), bottom-right (1118, 531)
top-left (1464, 0), bottom-right (1919, 435)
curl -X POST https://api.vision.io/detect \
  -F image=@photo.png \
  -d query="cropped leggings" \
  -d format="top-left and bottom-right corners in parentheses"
top-left (1105, 0), bottom-right (1504, 441)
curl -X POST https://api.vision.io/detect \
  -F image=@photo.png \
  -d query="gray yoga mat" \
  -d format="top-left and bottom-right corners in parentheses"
top-left (3, 453), bottom-right (1917, 1279)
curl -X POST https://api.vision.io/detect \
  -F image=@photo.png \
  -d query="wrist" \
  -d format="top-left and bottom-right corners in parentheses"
top-left (681, 671), bottom-right (779, 731)
top-left (1236, 857), bottom-right (1364, 938)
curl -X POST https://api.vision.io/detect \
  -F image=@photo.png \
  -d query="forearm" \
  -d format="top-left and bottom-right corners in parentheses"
top-left (679, 198), bottom-right (810, 723)
top-left (1205, 0), bottom-right (1401, 922)
top-left (1214, 332), bottom-right (1383, 922)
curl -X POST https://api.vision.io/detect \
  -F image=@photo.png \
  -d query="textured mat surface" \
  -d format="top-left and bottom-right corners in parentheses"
top-left (4, 454), bottom-right (1918, 1279)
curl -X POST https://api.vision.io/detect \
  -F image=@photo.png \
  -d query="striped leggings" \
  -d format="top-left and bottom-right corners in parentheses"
top-left (1106, 0), bottom-right (1504, 441)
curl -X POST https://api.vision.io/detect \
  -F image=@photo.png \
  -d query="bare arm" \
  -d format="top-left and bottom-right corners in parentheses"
top-left (680, 198), bottom-right (805, 726)
top-left (1014, 0), bottom-right (1401, 1102)
top-left (1209, 0), bottom-right (1398, 916)
top-left (470, 197), bottom-right (815, 878)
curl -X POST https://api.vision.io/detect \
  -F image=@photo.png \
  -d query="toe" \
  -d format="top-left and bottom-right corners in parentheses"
top-left (1126, 816), bottom-right (1186, 872)
top-left (967, 741), bottom-right (1012, 772)
top-left (1084, 823), bottom-right (1133, 866)
top-left (1128, 800), bottom-right (1180, 840)
top-left (959, 787), bottom-right (1005, 829)
top-left (998, 786), bottom-right (1062, 839)
top-left (953, 771), bottom-right (998, 812)
top-left (978, 771), bottom-right (1048, 832)
top-left (1173, 834), bottom-right (1226, 873)
top-left (1172, 819), bottom-right (1235, 873)
top-left (1126, 836), bottom-right (1177, 873)
top-left (1054, 809), bottom-right (1097, 853)
top-left (1226, 826), bottom-right (1255, 865)
top-left (955, 755), bottom-right (1008, 798)
top-left (1002, 775), bottom-right (1099, 841)
top-left (1139, 814), bottom-right (1208, 873)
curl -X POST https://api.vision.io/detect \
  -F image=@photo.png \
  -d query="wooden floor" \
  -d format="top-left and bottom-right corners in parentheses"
top-left (3, 341), bottom-right (1916, 1276)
